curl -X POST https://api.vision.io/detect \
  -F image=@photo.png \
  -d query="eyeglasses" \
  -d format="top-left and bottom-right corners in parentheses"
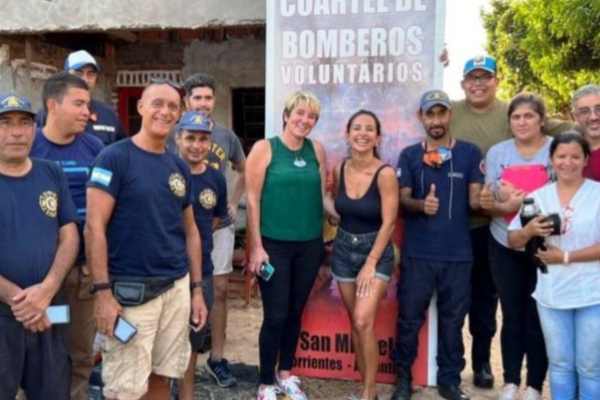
top-left (562, 206), bottom-right (574, 235)
top-left (463, 73), bottom-right (495, 84)
top-left (575, 105), bottom-right (600, 119)
top-left (148, 77), bottom-right (182, 90)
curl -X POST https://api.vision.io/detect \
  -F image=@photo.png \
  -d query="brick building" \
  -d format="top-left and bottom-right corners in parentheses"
top-left (0, 0), bottom-right (267, 153)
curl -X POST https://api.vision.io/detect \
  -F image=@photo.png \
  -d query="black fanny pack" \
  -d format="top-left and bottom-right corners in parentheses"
top-left (112, 277), bottom-right (175, 307)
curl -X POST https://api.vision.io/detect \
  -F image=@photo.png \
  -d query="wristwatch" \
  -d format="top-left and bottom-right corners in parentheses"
top-left (190, 281), bottom-right (206, 291)
top-left (89, 282), bottom-right (112, 294)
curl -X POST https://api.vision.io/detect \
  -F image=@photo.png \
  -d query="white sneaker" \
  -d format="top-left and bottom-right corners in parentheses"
top-left (276, 374), bottom-right (308, 400)
top-left (522, 386), bottom-right (542, 400)
top-left (258, 385), bottom-right (280, 400)
top-left (499, 383), bottom-right (520, 400)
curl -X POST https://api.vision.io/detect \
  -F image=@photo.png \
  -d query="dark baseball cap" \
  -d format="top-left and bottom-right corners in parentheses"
top-left (179, 111), bottom-right (212, 133)
top-left (0, 93), bottom-right (36, 117)
top-left (419, 90), bottom-right (451, 113)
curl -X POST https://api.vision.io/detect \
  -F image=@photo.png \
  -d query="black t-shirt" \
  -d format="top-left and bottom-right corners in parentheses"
top-left (87, 139), bottom-right (193, 279)
top-left (0, 159), bottom-right (78, 288)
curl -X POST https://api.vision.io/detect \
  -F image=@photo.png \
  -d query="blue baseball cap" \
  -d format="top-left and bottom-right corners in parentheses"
top-left (419, 90), bottom-right (451, 112)
top-left (179, 111), bottom-right (212, 133)
top-left (463, 55), bottom-right (497, 76)
top-left (64, 50), bottom-right (101, 72)
top-left (0, 93), bottom-right (36, 117)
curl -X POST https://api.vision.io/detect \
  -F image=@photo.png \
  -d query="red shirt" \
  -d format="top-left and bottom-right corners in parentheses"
top-left (584, 148), bottom-right (600, 182)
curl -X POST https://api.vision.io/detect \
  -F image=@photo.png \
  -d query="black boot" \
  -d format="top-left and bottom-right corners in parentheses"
top-left (473, 362), bottom-right (494, 389)
top-left (438, 384), bottom-right (470, 400)
top-left (390, 366), bottom-right (412, 400)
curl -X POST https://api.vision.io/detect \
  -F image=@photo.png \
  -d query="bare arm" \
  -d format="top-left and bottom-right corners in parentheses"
top-left (212, 217), bottom-right (221, 232)
top-left (85, 187), bottom-right (121, 337)
top-left (0, 275), bottom-right (21, 306)
top-left (245, 139), bottom-right (272, 273)
top-left (399, 187), bottom-right (425, 214)
top-left (183, 205), bottom-right (208, 330)
top-left (314, 141), bottom-right (338, 218)
top-left (469, 182), bottom-right (483, 210)
top-left (368, 168), bottom-right (399, 260)
top-left (229, 159), bottom-right (246, 216)
top-left (184, 205), bottom-right (202, 285)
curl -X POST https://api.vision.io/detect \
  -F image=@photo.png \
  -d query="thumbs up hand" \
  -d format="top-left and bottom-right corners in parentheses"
top-left (480, 182), bottom-right (495, 210)
top-left (423, 184), bottom-right (439, 215)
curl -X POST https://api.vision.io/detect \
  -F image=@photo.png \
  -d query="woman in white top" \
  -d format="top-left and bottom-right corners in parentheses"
top-left (508, 132), bottom-right (600, 400)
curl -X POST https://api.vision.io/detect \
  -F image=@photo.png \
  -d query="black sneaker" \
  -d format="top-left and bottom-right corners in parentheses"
top-left (390, 366), bottom-right (412, 400)
top-left (438, 384), bottom-right (470, 400)
top-left (473, 363), bottom-right (494, 389)
top-left (206, 357), bottom-right (237, 387)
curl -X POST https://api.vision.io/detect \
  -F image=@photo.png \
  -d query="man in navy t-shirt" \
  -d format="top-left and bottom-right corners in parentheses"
top-left (0, 93), bottom-right (79, 400)
top-left (36, 50), bottom-right (127, 145)
top-left (173, 111), bottom-right (228, 400)
top-left (30, 72), bottom-right (104, 400)
top-left (391, 90), bottom-right (484, 400)
top-left (86, 81), bottom-right (208, 400)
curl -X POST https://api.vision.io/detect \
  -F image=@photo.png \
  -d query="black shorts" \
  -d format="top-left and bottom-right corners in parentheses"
top-left (0, 315), bottom-right (70, 400)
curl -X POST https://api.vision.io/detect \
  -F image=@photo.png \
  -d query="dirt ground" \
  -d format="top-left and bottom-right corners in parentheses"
top-left (196, 296), bottom-right (551, 400)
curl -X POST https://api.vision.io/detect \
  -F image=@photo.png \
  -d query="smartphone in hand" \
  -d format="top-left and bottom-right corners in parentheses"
top-left (114, 316), bottom-right (137, 344)
top-left (46, 305), bottom-right (70, 324)
top-left (259, 262), bottom-right (275, 281)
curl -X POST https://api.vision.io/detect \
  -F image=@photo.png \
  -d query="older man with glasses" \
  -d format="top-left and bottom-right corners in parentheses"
top-left (571, 84), bottom-right (600, 181)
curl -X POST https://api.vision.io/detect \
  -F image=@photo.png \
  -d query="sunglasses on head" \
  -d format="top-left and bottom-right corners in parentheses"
top-left (148, 77), bottom-right (182, 90)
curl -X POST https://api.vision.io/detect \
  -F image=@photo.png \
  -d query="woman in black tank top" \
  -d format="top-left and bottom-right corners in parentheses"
top-left (328, 110), bottom-right (399, 400)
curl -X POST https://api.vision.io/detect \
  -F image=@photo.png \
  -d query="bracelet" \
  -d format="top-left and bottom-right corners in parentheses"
top-left (563, 251), bottom-right (570, 265)
top-left (367, 254), bottom-right (379, 262)
top-left (327, 215), bottom-right (338, 226)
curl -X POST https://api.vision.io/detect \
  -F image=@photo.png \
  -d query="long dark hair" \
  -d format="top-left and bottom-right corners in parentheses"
top-left (346, 109), bottom-right (382, 159)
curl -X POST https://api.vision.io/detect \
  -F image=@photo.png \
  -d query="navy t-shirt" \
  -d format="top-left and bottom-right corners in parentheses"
top-left (191, 167), bottom-right (228, 275)
top-left (0, 159), bottom-right (78, 288)
top-left (87, 139), bottom-right (193, 279)
top-left (30, 129), bottom-right (104, 264)
top-left (36, 99), bottom-right (127, 145)
top-left (397, 140), bottom-right (484, 262)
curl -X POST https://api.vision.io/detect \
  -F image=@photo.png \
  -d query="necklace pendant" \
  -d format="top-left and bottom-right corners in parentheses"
top-left (293, 156), bottom-right (307, 168)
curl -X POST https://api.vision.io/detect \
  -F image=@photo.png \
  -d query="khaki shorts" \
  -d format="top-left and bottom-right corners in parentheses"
top-left (211, 225), bottom-right (235, 276)
top-left (101, 275), bottom-right (191, 400)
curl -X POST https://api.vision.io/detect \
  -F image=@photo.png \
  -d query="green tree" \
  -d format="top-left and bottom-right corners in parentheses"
top-left (482, 0), bottom-right (600, 113)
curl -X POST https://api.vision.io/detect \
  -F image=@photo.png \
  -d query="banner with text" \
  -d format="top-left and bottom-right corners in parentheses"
top-left (266, 0), bottom-right (446, 386)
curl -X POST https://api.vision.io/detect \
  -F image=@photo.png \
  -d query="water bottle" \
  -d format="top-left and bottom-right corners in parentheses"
top-left (519, 198), bottom-right (548, 274)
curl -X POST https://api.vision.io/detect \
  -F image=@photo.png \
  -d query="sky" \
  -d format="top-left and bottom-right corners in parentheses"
top-left (442, 0), bottom-right (492, 99)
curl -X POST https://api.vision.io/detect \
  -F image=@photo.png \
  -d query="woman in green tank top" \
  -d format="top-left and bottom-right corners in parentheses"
top-left (246, 90), bottom-right (336, 400)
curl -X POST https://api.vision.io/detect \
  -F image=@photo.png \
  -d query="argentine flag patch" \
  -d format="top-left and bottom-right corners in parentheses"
top-left (91, 167), bottom-right (113, 187)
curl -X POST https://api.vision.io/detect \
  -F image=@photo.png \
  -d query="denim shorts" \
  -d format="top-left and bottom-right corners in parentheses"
top-left (331, 227), bottom-right (394, 282)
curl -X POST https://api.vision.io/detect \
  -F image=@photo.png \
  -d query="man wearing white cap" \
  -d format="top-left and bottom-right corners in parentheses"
top-left (36, 50), bottom-right (126, 145)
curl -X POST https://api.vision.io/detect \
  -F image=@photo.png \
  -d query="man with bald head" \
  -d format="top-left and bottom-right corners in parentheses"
top-left (85, 80), bottom-right (208, 400)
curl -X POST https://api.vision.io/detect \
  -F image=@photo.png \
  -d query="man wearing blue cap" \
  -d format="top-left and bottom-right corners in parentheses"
top-left (36, 50), bottom-right (127, 145)
top-left (174, 111), bottom-right (228, 400)
top-left (450, 55), bottom-right (573, 391)
top-left (86, 80), bottom-right (208, 400)
top-left (0, 93), bottom-right (79, 400)
top-left (30, 72), bottom-right (104, 400)
top-left (392, 90), bottom-right (484, 400)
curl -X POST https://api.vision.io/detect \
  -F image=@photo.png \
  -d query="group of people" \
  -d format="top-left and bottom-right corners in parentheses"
top-left (1, 47), bottom-right (600, 400)
top-left (244, 55), bottom-right (600, 400)
top-left (0, 51), bottom-right (245, 400)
